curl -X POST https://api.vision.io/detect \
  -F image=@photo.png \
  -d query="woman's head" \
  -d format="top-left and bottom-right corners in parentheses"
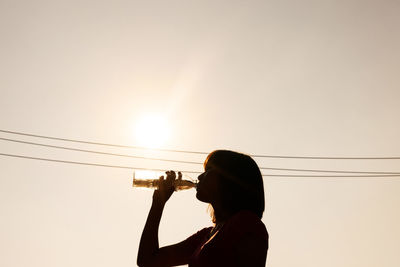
top-left (196, 150), bottom-right (265, 221)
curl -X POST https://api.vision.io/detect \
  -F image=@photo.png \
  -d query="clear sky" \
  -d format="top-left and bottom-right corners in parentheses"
top-left (1, 0), bottom-right (400, 266)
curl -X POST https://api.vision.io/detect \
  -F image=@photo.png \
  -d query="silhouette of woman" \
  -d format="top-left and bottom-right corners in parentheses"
top-left (137, 150), bottom-right (268, 267)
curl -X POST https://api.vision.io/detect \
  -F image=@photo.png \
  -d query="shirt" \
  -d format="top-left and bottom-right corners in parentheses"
top-left (186, 210), bottom-right (268, 267)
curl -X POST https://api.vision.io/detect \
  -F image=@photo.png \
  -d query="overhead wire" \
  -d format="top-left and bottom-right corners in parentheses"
top-left (1, 137), bottom-right (400, 175)
top-left (0, 137), bottom-right (201, 165)
top-left (2, 129), bottom-right (400, 159)
top-left (0, 152), bottom-right (200, 174)
top-left (0, 129), bottom-right (207, 155)
top-left (1, 153), bottom-right (400, 178)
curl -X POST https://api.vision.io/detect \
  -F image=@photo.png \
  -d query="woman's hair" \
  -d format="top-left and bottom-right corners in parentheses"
top-left (204, 150), bottom-right (265, 222)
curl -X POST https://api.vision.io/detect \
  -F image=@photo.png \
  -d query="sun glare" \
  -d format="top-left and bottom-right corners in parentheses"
top-left (134, 113), bottom-right (170, 149)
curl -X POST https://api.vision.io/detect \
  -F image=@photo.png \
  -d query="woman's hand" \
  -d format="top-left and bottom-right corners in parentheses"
top-left (152, 170), bottom-right (182, 206)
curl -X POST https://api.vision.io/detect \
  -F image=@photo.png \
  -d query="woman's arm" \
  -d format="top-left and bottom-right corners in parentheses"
top-left (137, 198), bottom-right (167, 266)
top-left (137, 171), bottom-right (191, 267)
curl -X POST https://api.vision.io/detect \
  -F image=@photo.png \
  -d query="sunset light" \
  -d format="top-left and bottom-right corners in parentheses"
top-left (3, 2), bottom-right (400, 267)
top-left (134, 113), bottom-right (170, 149)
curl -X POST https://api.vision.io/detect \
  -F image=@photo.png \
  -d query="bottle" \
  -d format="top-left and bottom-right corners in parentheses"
top-left (132, 170), bottom-right (198, 191)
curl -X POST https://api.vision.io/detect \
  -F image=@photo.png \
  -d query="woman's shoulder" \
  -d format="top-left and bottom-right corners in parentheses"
top-left (185, 226), bottom-right (213, 243)
top-left (223, 210), bottom-right (268, 239)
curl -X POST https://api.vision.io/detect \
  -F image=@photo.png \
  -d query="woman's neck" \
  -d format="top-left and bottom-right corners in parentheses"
top-left (212, 202), bottom-right (232, 224)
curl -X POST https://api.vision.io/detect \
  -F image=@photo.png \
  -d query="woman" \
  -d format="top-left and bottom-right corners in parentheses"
top-left (137, 150), bottom-right (268, 267)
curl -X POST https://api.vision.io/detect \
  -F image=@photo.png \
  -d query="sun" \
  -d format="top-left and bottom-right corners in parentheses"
top-left (134, 113), bottom-right (170, 149)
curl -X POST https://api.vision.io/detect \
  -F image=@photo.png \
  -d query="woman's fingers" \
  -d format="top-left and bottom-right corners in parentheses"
top-left (158, 171), bottom-right (177, 191)
top-left (157, 170), bottom-right (180, 192)
top-left (165, 170), bottom-right (176, 183)
top-left (154, 172), bottom-right (176, 204)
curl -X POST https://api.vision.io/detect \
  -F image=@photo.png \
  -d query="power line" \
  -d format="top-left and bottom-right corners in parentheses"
top-left (0, 152), bottom-right (201, 174)
top-left (0, 129), bottom-right (207, 155)
top-left (2, 137), bottom-right (400, 175)
top-left (2, 129), bottom-right (400, 160)
top-left (1, 152), bottom-right (400, 178)
top-left (259, 166), bottom-right (400, 175)
top-left (260, 174), bottom-right (400, 177)
top-left (0, 137), bottom-right (201, 165)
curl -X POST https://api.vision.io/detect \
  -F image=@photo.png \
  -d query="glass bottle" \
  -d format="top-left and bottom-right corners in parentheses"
top-left (132, 170), bottom-right (198, 191)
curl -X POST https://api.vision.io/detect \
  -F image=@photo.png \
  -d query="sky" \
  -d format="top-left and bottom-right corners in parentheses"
top-left (1, 0), bottom-right (400, 266)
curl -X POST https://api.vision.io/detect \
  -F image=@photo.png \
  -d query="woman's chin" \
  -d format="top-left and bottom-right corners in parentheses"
top-left (196, 190), bottom-right (204, 201)
top-left (195, 191), bottom-right (209, 203)
top-left (195, 191), bottom-right (201, 200)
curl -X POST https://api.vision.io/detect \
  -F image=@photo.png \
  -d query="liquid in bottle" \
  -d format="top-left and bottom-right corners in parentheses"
top-left (132, 170), bottom-right (197, 191)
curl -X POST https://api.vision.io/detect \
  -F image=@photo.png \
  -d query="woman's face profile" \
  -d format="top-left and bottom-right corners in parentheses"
top-left (196, 164), bottom-right (220, 204)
